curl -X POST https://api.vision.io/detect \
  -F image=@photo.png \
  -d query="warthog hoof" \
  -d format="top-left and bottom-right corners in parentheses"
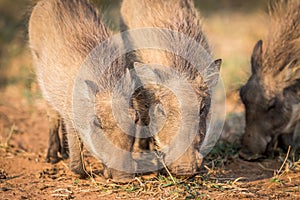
top-left (46, 146), bottom-right (61, 164)
top-left (70, 162), bottom-right (88, 178)
top-left (46, 147), bottom-right (69, 164)
top-left (46, 154), bottom-right (61, 164)
top-left (61, 148), bottom-right (69, 160)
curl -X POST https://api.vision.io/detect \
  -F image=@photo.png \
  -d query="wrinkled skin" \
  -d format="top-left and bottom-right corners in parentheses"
top-left (239, 41), bottom-right (298, 160)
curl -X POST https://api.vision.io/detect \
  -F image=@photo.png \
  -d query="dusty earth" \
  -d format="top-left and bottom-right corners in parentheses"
top-left (1, 0), bottom-right (299, 199)
top-left (0, 85), bottom-right (300, 200)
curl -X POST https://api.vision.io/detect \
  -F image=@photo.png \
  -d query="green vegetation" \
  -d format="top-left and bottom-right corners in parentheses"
top-left (206, 141), bottom-right (240, 167)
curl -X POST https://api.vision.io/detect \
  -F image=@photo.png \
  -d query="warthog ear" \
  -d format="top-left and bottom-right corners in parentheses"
top-left (125, 68), bottom-right (132, 83)
top-left (85, 80), bottom-right (99, 96)
top-left (283, 59), bottom-right (300, 85)
top-left (124, 68), bottom-right (136, 91)
top-left (213, 59), bottom-right (222, 71)
top-left (205, 59), bottom-right (222, 88)
top-left (134, 62), bottom-right (144, 68)
top-left (251, 40), bottom-right (263, 74)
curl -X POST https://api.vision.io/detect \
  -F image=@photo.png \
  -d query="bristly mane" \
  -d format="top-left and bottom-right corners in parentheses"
top-left (48, 0), bottom-right (125, 91)
top-left (121, 0), bottom-right (214, 82)
top-left (262, 0), bottom-right (300, 78)
top-left (131, 0), bottom-right (211, 53)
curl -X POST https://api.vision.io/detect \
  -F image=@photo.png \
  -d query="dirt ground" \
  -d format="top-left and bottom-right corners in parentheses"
top-left (1, 85), bottom-right (300, 200)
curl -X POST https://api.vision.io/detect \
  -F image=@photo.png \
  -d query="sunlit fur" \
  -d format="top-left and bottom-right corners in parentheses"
top-left (29, 0), bottom-right (135, 181)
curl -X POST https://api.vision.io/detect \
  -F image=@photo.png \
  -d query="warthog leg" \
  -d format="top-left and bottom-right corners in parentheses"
top-left (46, 108), bottom-right (61, 164)
top-left (46, 107), bottom-right (70, 163)
top-left (60, 119), bottom-right (69, 159)
top-left (65, 120), bottom-right (87, 178)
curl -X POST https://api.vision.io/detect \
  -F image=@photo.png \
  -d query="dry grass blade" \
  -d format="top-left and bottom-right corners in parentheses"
top-left (232, 177), bottom-right (246, 184)
top-left (4, 123), bottom-right (15, 147)
top-left (51, 188), bottom-right (73, 198)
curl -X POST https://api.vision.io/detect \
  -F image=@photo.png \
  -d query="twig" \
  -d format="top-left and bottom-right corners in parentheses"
top-left (135, 177), bottom-right (144, 186)
top-left (276, 145), bottom-right (291, 176)
top-left (61, 161), bottom-right (69, 170)
top-left (257, 163), bottom-right (276, 172)
top-left (52, 188), bottom-right (72, 193)
top-left (51, 194), bottom-right (70, 197)
top-left (160, 158), bottom-right (176, 184)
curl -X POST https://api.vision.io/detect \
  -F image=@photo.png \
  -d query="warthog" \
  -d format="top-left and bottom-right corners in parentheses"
top-left (29, 0), bottom-right (137, 181)
top-left (120, 0), bottom-right (221, 176)
top-left (239, 0), bottom-right (300, 160)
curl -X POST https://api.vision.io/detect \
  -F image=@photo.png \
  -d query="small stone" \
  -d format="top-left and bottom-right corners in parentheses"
top-left (1, 187), bottom-right (10, 192)
top-left (0, 170), bottom-right (7, 179)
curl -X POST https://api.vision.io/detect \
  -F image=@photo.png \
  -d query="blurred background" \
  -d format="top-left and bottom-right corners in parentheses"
top-left (0, 0), bottom-right (268, 115)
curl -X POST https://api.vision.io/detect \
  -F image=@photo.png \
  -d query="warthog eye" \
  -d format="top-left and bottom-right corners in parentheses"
top-left (266, 98), bottom-right (276, 111)
top-left (134, 111), bottom-right (139, 123)
top-left (93, 116), bottom-right (103, 129)
top-left (129, 108), bottom-right (139, 123)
